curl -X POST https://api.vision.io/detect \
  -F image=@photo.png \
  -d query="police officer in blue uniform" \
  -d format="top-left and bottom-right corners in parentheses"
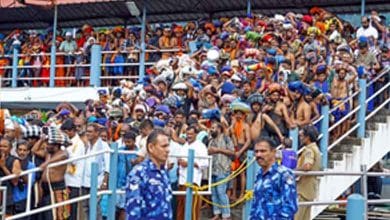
top-left (126, 129), bottom-right (172, 219)
top-left (250, 138), bottom-right (298, 220)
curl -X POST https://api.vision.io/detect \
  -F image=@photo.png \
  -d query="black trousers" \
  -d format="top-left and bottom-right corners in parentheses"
top-left (68, 186), bottom-right (80, 220)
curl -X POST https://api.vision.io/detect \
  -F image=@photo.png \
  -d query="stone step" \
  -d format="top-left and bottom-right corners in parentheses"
top-left (340, 137), bottom-right (362, 146)
top-left (377, 108), bottom-right (390, 116)
top-left (327, 160), bottom-right (335, 169)
top-left (366, 122), bottom-right (379, 131)
top-left (330, 144), bottom-right (354, 153)
top-left (368, 114), bottom-right (387, 124)
top-left (328, 152), bottom-right (344, 161)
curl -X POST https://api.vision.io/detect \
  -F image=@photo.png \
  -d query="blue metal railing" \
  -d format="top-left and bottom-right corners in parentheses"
top-left (0, 46), bottom-right (181, 88)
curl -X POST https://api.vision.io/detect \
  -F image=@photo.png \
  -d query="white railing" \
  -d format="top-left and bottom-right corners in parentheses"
top-left (0, 148), bottom-right (213, 219)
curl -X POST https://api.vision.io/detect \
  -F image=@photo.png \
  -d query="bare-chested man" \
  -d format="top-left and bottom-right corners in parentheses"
top-left (288, 82), bottom-right (312, 127)
top-left (229, 109), bottom-right (251, 200)
top-left (38, 127), bottom-right (69, 220)
top-left (248, 93), bottom-right (285, 145)
top-left (263, 84), bottom-right (295, 142)
top-left (331, 66), bottom-right (356, 139)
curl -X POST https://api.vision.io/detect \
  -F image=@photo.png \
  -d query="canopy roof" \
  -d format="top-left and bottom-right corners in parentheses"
top-left (0, 0), bottom-right (388, 31)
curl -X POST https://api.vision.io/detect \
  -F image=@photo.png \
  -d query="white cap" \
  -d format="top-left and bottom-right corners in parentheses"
top-left (134, 104), bottom-right (146, 113)
top-left (65, 32), bottom-right (72, 37)
top-left (4, 119), bottom-right (15, 130)
top-left (172, 82), bottom-right (188, 90)
top-left (231, 74), bottom-right (242, 82)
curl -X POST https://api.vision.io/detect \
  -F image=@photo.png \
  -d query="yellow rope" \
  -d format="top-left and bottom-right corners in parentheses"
top-left (185, 157), bottom-right (256, 219)
top-left (198, 189), bottom-right (253, 208)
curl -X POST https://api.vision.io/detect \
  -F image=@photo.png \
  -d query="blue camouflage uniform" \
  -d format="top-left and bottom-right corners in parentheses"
top-left (126, 158), bottom-right (173, 220)
top-left (250, 162), bottom-right (298, 220)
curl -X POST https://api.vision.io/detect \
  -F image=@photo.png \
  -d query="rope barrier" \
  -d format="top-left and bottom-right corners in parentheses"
top-left (184, 157), bottom-right (256, 220)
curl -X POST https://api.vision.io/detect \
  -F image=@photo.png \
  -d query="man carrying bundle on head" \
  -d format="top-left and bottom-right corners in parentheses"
top-left (38, 126), bottom-right (70, 220)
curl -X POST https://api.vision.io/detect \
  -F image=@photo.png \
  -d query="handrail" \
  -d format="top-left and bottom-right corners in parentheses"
top-left (365, 97), bottom-right (390, 121)
top-left (329, 90), bottom-right (360, 114)
top-left (327, 123), bottom-right (360, 151)
top-left (0, 48), bottom-right (181, 58)
top-left (100, 62), bottom-right (156, 67)
top-left (312, 115), bottom-right (324, 125)
top-left (294, 171), bottom-right (390, 176)
top-left (100, 76), bottom-right (139, 79)
top-left (101, 48), bottom-right (181, 54)
top-left (328, 105), bottom-right (361, 132)
top-left (0, 186), bottom-right (6, 220)
top-left (299, 199), bottom-right (390, 206)
top-left (365, 81), bottom-right (390, 104)
top-left (5, 190), bottom-right (110, 220)
top-left (1, 144), bottom-right (389, 220)
top-left (0, 148), bottom-right (214, 183)
top-left (0, 149), bottom-right (108, 182)
top-left (0, 61), bottom-right (157, 70)
top-left (366, 66), bottom-right (390, 87)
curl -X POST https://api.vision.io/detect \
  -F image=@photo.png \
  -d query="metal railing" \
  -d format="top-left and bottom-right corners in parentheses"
top-left (0, 47), bottom-right (181, 87)
top-left (289, 67), bottom-right (390, 169)
top-left (0, 146), bottom-right (213, 220)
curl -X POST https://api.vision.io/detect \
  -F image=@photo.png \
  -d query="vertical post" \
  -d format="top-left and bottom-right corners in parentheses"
top-left (49, 4), bottom-right (58, 88)
top-left (184, 149), bottom-right (195, 220)
top-left (90, 45), bottom-right (102, 87)
top-left (138, 5), bottom-right (147, 80)
top-left (25, 173), bottom-right (33, 212)
top-left (11, 48), bottom-right (18, 88)
top-left (89, 162), bottom-right (98, 220)
top-left (289, 127), bottom-right (299, 152)
top-left (320, 105), bottom-right (329, 169)
top-left (361, 0), bottom-right (365, 17)
top-left (246, 0), bottom-right (251, 17)
top-left (357, 79), bottom-right (367, 138)
top-left (107, 143), bottom-right (118, 220)
top-left (243, 150), bottom-right (254, 220)
top-left (346, 194), bottom-right (365, 220)
top-left (1, 187), bottom-right (7, 220)
top-left (360, 164), bottom-right (368, 220)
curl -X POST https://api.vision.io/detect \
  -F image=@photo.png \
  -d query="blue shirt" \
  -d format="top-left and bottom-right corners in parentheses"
top-left (13, 161), bottom-right (36, 202)
top-left (126, 158), bottom-right (172, 220)
top-left (250, 162), bottom-right (298, 220)
top-left (117, 146), bottom-right (138, 188)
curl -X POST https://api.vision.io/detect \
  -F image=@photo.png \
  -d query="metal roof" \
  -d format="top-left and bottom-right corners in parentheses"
top-left (0, 0), bottom-right (389, 31)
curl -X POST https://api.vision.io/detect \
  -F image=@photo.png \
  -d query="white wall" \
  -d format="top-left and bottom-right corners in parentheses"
top-left (0, 87), bottom-right (102, 103)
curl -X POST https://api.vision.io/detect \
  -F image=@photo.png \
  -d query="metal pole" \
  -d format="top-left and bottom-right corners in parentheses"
top-left (184, 149), bottom-right (195, 220)
top-left (347, 194), bottom-right (365, 220)
top-left (246, 0), bottom-right (251, 17)
top-left (320, 105), bottom-right (329, 169)
top-left (1, 187), bottom-right (7, 220)
top-left (361, 164), bottom-right (368, 220)
top-left (90, 45), bottom-right (102, 87)
top-left (25, 173), bottom-right (33, 212)
top-left (138, 4), bottom-right (147, 80)
top-left (11, 48), bottom-right (18, 88)
top-left (289, 127), bottom-right (299, 152)
top-left (361, 0), bottom-right (365, 17)
top-left (49, 3), bottom-right (58, 88)
top-left (89, 162), bottom-right (98, 220)
top-left (243, 150), bottom-right (254, 220)
top-left (357, 79), bottom-right (367, 138)
top-left (107, 143), bottom-right (118, 220)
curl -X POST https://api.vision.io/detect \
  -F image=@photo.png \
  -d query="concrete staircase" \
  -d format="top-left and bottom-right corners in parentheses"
top-left (313, 109), bottom-right (390, 219)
